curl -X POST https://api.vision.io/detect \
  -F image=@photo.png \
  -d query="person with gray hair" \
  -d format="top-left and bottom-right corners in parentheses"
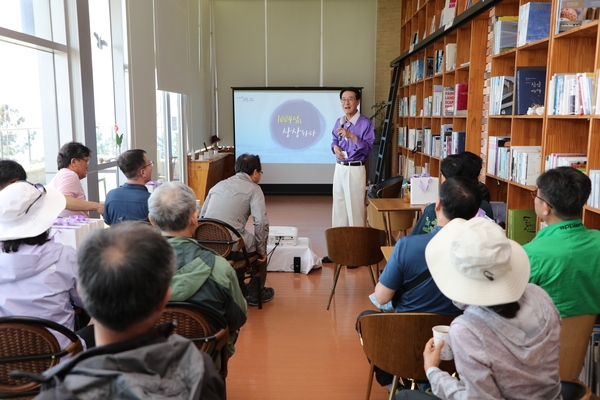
top-left (149, 182), bottom-right (247, 354)
top-left (31, 222), bottom-right (225, 399)
top-left (103, 149), bottom-right (154, 225)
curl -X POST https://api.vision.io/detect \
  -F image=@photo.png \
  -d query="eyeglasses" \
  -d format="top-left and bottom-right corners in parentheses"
top-left (530, 189), bottom-right (553, 208)
top-left (78, 157), bottom-right (90, 165)
top-left (20, 182), bottom-right (46, 216)
top-left (340, 97), bottom-right (357, 103)
top-left (141, 160), bottom-right (154, 171)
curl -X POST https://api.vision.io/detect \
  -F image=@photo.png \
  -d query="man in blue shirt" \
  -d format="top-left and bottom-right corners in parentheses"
top-left (104, 149), bottom-right (153, 225)
top-left (358, 176), bottom-right (482, 388)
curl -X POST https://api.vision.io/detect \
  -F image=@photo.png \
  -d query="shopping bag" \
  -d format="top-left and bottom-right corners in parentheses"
top-left (410, 175), bottom-right (439, 204)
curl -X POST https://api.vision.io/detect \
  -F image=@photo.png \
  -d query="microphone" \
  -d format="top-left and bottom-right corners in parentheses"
top-left (338, 116), bottom-right (346, 140)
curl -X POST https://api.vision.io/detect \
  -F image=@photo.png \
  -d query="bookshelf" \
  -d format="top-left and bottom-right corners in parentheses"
top-left (394, 0), bottom-right (600, 233)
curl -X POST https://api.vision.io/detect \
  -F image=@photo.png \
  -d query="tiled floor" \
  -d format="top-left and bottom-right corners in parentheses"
top-left (227, 195), bottom-right (389, 400)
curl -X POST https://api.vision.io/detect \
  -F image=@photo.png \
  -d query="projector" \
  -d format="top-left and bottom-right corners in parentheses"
top-left (268, 226), bottom-right (298, 246)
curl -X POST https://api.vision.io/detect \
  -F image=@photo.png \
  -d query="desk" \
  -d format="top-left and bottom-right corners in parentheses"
top-left (368, 198), bottom-right (424, 245)
top-left (187, 153), bottom-right (235, 202)
top-left (266, 237), bottom-right (322, 274)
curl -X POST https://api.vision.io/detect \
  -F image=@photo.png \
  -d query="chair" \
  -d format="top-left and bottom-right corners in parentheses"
top-left (157, 302), bottom-right (230, 381)
top-left (367, 176), bottom-right (404, 199)
top-left (0, 316), bottom-right (83, 399)
top-left (357, 313), bottom-right (456, 400)
top-left (367, 202), bottom-right (415, 243)
top-left (561, 380), bottom-right (592, 400)
top-left (325, 226), bottom-right (386, 310)
top-left (194, 218), bottom-right (263, 309)
top-left (559, 314), bottom-right (597, 380)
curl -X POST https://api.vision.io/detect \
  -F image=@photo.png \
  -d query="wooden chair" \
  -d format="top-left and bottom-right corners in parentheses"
top-left (561, 380), bottom-right (592, 400)
top-left (367, 202), bottom-right (415, 243)
top-left (157, 302), bottom-right (230, 381)
top-left (559, 314), bottom-right (597, 380)
top-left (194, 217), bottom-right (263, 309)
top-left (0, 316), bottom-right (83, 399)
top-left (357, 312), bottom-right (457, 400)
top-left (325, 226), bottom-right (386, 310)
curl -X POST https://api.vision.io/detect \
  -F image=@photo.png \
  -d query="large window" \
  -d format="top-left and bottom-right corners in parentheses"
top-left (156, 91), bottom-right (185, 182)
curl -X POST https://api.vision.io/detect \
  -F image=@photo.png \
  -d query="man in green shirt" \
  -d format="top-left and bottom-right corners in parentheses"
top-left (524, 167), bottom-right (600, 318)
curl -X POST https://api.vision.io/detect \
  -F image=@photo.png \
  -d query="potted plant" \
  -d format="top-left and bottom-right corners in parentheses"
top-left (369, 100), bottom-right (388, 143)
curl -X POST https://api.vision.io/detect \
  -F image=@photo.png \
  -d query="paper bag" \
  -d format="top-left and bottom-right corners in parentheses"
top-left (410, 176), bottom-right (439, 204)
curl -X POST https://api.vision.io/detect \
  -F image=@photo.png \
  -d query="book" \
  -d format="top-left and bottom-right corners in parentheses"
top-left (556, 0), bottom-right (600, 33)
top-left (515, 67), bottom-right (547, 115)
top-left (445, 43), bottom-right (457, 71)
top-left (433, 85), bottom-right (443, 116)
top-left (443, 87), bottom-right (455, 116)
top-left (487, 136), bottom-right (511, 175)
top-left (493, 17), bottom-right (519, 55)
top-left (454, 83), bottom-right (468, 116)
top-left (426, 57), bottom-right (434, 78)
top-left (451, 131), bottom-right (466, 154)
top-left (435, 50), bottom-right (445, 75)
top-left (517, 2), bottom-right (552, 47)
top-left (507, 209), bottom-right (537, 245)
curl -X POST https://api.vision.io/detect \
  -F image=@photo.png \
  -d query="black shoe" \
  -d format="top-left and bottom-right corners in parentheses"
top-left (247, 287), bottom-right (275, 306)
top-left (346, 265), bottom-right (359, 269)
top-left (321, 256), bottom-right (332, 263)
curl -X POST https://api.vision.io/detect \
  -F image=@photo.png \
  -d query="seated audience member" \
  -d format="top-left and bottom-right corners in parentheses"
top-left (0, 159), bottom-right (27, 190)
top-left (357, 176), bottom-right (482, 388)
top-left (32, 222), bottom-right (225, 399)
top-left (460, 151), bottom-right (491, 202)
top-left (200, 153), bottom-right (274, 306)
top-left (149, 182), bottom-right (247, 353)
top-left (396, 217), bottom-right (561, 400)
top-left (0, 182), bottom-right (85, 348)
top-left (103, 149), bottom-right (153, 225)
top-left (410, 152), bottom-right (493, 235)
top-left (49, 142), bottom-right (103, 217)
top-left (524, 166), bottom-right (600, 317)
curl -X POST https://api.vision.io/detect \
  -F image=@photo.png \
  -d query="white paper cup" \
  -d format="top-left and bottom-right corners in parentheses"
top-left (432, 325), bottom-right (453, 360)
top-left (203, 151), bottom-right (211, 159)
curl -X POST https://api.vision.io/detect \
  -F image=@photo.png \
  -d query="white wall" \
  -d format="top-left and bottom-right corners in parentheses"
top-left (214, 0), bottom-right (377, 146)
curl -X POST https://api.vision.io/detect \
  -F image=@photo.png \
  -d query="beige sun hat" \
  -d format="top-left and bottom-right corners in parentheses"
top-left (425, 217), bottom-right (530, 306)
top-left (0, 181), bottom-right (66, 241)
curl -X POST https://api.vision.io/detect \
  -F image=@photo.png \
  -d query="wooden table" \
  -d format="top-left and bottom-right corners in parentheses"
top-left (368, 198), bottom-right (425, 245)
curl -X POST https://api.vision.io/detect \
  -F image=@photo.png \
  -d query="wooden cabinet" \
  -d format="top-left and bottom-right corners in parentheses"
top-left (187, 153), bottom-right (234, 202)
top-left (394, 0), bottom-right (600, 232)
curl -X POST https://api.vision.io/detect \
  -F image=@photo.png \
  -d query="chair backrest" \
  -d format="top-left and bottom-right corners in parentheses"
top-left (559, 314), bottom-right (597, 380)
top-left (194, 218), bottom-right (238, 258)
top-left (325, 226), bottom-right (386, 267)
top-left (0, 316), bottom-right (83, 396)
top-left (357, 313), bottom-right (456, 381)
top-left (560, 380), bottom-right (592, 400)
top-left (367, 176), bottom-right (404, 199)
top-left (157, 302), bottom-right (230, 378)
top-left (367, 203), bottom-right (414, 232)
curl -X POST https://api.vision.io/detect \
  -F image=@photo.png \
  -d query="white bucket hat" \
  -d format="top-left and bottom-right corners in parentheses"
top-left (425, 217), bottom-right (530, 306)
top-left (0, 181), bottom-right (66, 241)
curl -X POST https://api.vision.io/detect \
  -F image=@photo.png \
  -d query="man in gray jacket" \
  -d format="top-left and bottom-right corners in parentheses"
top-left (31, 222), bottom-right (225, 400)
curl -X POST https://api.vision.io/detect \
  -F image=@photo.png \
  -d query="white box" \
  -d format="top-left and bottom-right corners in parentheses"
top-left (49, 218), bottom-right (106, 249)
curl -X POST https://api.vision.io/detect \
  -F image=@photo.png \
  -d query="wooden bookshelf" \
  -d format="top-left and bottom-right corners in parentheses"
top-left (394, 0), bottom-right (600, 232)
top-left (485, 1), bottom-right (600, 231)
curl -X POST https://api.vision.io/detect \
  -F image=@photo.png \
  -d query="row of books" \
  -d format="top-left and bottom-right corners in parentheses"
top-left (547, 72), bottom-right (594, 115)
top-left (400, 44), bottom-right (457, 85)
top-left (487, 140), bottom-right (542, 184)
top-left (492, 2), bottom-right (552, 55)
top-left (490, 68), bottom-right (547, 116)
top-left (545, 153), bottom-right (587, 172)
top-left (588, 170), bottom-right (600, 209)
top-left (398, 84), bottom-right (468, 117)
top-left (578, 325), bottom-right (600, 394)
top-left (398, 125), bottom-right (466, 158)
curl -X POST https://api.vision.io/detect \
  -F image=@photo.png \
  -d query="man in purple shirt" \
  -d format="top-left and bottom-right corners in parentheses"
top-left (322, 87), bottom-right (375, 265)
